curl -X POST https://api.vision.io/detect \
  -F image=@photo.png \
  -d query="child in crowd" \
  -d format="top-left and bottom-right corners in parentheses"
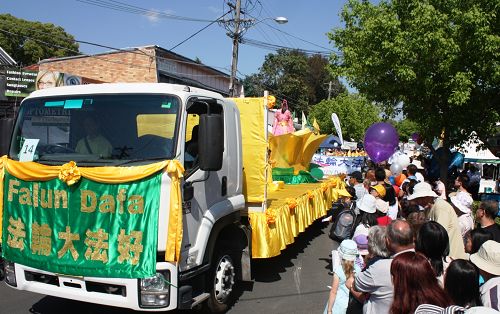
top-left (325, 239), bottom-right (360, 314)
top-left (353, 234), bottom-right (369, 270)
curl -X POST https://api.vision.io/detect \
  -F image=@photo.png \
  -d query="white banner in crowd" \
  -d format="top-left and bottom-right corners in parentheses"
top-left (331, 113), bottom-right (343, 145)
top-left (312, 154), bottom-right (365, 175)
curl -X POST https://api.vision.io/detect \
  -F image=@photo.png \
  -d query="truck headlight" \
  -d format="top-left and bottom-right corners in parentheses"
top-left (5, 261), bottom-right (17, 287)
top-left (139, 271), bottom-right (170, 308)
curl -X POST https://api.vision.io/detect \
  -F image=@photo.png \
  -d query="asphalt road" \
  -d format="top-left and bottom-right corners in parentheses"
top-left (0, 221), bottom-right (337, 314)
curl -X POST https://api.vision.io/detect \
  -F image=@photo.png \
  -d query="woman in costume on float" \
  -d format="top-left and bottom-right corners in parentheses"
top-left (272, 99), bottom-right (295, 136)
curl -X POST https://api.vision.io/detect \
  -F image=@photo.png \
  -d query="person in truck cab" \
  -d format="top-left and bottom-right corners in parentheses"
top-left (75, 116), bottom-right (113, 158)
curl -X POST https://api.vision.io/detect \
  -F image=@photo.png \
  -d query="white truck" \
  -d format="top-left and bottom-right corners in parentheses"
top-left (1, 83), bottom-right (340, 312)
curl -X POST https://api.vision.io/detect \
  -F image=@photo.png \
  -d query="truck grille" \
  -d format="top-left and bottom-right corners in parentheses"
top-left (24, 270), bottom-right (127, 296)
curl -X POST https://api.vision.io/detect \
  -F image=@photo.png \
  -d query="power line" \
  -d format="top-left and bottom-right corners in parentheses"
top-left (263, 21), bottom-right (335, 52)
top-left (75, 0), bottom-right (214, 22)
top-left (0, 28), bottom-right (233, 77)
top-left (170, 10), bottom-right (231, 51)
top-left (241, 37), bottom-right (334, 56)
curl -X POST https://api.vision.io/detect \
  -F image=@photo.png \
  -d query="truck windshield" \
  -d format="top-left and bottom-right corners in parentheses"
top-left (9, 94), bottom-right (181, 166)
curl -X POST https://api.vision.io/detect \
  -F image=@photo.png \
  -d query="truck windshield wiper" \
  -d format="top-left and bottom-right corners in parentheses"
top-left (113, 157), bottom-right (170, 166)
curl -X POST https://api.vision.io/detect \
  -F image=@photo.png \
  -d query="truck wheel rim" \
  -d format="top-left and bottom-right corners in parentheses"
top-left (214, 254), bottom-right (235, 303)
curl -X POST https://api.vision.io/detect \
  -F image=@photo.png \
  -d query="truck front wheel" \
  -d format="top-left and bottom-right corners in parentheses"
top-left (206, 249), bottom-right (237, 313)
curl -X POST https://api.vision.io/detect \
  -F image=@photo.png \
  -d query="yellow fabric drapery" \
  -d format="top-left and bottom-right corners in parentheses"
top-left (231, 97), bottom-right (268, 203)
top-left (249, 178), bottom-right (348, 258)
top-left (0, 156), bottom-right (184, 263)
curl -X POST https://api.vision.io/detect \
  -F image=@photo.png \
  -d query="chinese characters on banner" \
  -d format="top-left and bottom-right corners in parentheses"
top-left (312, 154), bottom-right (365, 175)
top-left (2, 171), bottom-right (161, 278)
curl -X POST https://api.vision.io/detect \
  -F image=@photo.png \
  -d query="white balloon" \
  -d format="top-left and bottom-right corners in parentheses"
top-left (397, 154), bottom-right (411, 168)
top-left (390, 162), bottom-right (403, 176)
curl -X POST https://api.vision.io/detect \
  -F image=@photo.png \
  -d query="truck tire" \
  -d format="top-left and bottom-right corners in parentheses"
top-left (206, 249), bottom-right (237, 313)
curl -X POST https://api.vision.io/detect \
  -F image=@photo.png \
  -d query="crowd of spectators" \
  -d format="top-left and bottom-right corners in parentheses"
top-left (325, 163), bottom-right (500, 314)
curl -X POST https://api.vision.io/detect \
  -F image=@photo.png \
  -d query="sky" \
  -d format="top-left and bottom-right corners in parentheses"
top-left (1, 0), bottom-right (348, 79)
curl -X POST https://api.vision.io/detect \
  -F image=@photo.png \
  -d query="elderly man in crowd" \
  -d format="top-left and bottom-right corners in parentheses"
top-left (407, 182), bottom-right (467, 259)
top-left (347, 219), bottom-right (414, 314)
top-left (476, 200), bottom-right (500, 242)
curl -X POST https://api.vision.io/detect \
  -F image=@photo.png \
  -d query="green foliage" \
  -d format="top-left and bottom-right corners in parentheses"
top-left (308, 93), bottom-right (380, 141)
top-left (393, 119), bottom-right (419, 142)
top-left (243, 49), bottom-right (345, 113)
top-left (0, 14), bottom-right (80, 65)
top-left (328, 0), bottom-right (499, 150)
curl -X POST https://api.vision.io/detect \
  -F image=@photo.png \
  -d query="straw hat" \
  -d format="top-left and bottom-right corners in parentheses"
top-left (470, 240), bottom-right (500, 276)
top-left (407, 182), bottom-right (438, 200)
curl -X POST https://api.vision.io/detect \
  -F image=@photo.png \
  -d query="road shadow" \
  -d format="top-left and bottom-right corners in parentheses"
top-left (29, 295), bottom-right (184, 314)
top-left (250, 220), bottom-right (327, 283)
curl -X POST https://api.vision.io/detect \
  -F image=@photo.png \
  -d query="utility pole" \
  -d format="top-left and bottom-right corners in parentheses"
top-left (325, 81), bottom-right (333, 100)
top-left (228, 0), bottom-right (242, 97)
top-left (222, 0), bottom-right (287, 97)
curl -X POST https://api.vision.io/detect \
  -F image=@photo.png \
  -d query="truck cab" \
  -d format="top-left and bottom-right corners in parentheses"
top-left (2, 83), bottom-right (250, 312)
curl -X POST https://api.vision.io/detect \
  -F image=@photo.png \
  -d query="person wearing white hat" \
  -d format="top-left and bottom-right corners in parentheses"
top-left (470, 240), bottom-right (500, 311)
top-left (450, 191), bottom-right (474, 238)
top-left (408, 182), bottom-right (467, 259)
top-left (325, 239), bottom-right (360, 314)
top-left (352, 194), bottom-right (377, 239)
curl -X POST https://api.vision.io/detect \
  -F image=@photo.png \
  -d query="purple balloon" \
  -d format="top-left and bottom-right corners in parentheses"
top-left (411, 132), bottom-right (420, 141)
top-left (364, 122), bottom-right (399, 163)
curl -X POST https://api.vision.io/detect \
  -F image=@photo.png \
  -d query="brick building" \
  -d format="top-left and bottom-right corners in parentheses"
top-left (37, 45), bottom-right (237, 96)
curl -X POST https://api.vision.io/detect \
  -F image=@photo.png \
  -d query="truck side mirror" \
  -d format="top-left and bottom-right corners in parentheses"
top-left (198, 114), bottom-right (224, 171)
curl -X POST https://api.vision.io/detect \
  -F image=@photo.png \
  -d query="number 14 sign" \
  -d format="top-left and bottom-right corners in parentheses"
top-left (19, 139), bottom-right (40, 162)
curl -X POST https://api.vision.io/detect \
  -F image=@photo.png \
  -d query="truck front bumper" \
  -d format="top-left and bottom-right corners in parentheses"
top-left (4, 261), bottom-right (179, 312)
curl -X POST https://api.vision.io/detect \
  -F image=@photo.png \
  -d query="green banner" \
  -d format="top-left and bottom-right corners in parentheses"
top-left (2, 171), bottom-right (161, 278)
top-left (4, 68), bottom-right (37, 97)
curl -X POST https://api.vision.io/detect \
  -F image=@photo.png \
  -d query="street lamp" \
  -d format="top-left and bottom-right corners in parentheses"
top-left (226, 9), bottom-right (288, 97)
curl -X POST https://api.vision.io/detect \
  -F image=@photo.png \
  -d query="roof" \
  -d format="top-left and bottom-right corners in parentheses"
top-left (0, 47), bottom-right (16, 66)
top-left (457, 136), bottom-right (500, 164)
top-left (38, 45), bottom-right (231, 78)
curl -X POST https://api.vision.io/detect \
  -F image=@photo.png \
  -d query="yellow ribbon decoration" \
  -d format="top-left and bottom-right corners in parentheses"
top-left (0, 157), bottom-right (185, 263)
top-left (267, 95), bottom-right (276, 109)
top-left (58, 161), bottom-right (82, 186)
top-left (286, 197), bottom-right (297, 209)
top-left (307, 190), bottom-right (314, 200)
top-left (164, 160), bottom-right (185, 263)
top-left (266, 207), bottom-right (276, 225)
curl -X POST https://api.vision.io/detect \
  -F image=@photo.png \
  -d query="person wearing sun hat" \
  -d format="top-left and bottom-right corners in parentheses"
top-left (408, 182), bottom-right (466, 259)
top-left (450, 191), bottom-right (474, 238)
top-left (325, 239), bottom-right (361, 314)
top-left (470, 240), bottom-right (500, 311)
top-left (370, 184), bottom-right (386, 199)
top-left (353, 194), bottom-right (378, 239)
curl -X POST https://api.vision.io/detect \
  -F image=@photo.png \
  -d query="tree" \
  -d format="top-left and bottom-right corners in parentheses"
top-left (306, 54), bottom-right (346, 104)
top-left (308, 93), bottom-right (380, 141)
top-left (0, 14), bottom-right (80, 65)
top-left (243, 49), bottom-right (345, 113)
top-left (328, 0), bottom-right (499, 182)
top-left (394, 119), bottom-right (419, 142)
